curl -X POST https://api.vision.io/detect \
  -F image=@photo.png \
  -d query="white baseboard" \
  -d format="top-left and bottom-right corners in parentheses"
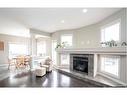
top-left (0, 64), bottom-right (8, 67)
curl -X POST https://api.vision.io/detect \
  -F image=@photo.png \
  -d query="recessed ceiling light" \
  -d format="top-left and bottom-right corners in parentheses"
top-left (82, 9), bottom-right (88, 13)
top-left (61, 20), bottom-right (65, 23)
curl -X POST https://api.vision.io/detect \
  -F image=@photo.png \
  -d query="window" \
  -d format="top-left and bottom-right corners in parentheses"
top-left (100, 55), bottom-right (120, 77)
top-left (9, 43), bottom-right (28, 58)
top-left (61, 54), bottom-right (69, 65)
top-left (52, 40), bottom-right (57, 65)
top-left (101, 20), bottom-right (120, 43)
top-left (37, 41), bottom-right (46, 56)
top-left (61, 34), bottom-right (72, 47)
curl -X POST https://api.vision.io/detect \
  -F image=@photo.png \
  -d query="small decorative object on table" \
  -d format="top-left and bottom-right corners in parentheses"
top-left (121, 42), bottom-right (127, 46)
top-left (100, 40), bottom-right (117, 47)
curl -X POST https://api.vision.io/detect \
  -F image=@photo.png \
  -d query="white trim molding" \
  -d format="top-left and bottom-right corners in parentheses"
top-left (98, 72), bottom-right (127, 86)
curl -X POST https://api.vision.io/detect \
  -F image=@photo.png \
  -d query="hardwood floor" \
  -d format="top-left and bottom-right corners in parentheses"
top-left (0, 70), bottom-right (100, 87)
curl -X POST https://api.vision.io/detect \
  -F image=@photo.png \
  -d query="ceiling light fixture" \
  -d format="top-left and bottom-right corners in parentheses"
top-left (82, 9), bottom-right (88, 13)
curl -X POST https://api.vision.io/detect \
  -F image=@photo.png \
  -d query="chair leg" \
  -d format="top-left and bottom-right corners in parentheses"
top-left (15, 63), bottom-right (19, 70)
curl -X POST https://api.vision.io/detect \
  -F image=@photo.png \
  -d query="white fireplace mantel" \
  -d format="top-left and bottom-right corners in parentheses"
top-left (56, 47), bottom-right (127, 84)
top-left (56, 47), bottom-right (127, 55)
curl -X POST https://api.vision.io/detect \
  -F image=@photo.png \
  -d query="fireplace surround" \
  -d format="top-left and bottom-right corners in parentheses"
top-left (70, 54), bottom-right (94, 77)
top-left (73, 56), bottom-right (88, 74)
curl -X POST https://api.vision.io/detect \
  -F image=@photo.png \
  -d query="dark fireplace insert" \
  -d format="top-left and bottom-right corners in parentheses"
top-left (73, 56), bottom-right (88, 74)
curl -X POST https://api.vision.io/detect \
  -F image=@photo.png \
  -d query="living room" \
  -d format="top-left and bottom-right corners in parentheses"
top-left (0, 8), bottom-right (126, 87)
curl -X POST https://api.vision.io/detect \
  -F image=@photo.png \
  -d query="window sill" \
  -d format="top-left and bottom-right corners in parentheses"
top-left (99, 71), bottom-right (120, 80)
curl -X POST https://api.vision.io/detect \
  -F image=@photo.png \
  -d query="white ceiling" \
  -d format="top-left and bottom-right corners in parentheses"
top-left (0, 8), bottom-right (121, 33)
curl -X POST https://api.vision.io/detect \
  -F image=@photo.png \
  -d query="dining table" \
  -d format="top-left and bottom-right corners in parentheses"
top-left (8, 55), bottom-right (31, 70)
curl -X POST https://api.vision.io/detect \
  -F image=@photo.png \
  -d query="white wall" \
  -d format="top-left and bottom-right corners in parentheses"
top-left (51, 9), bottom-right (126, 48)
top-left (0, 17), bottom-right (52, 66)
top-left (30, 28), bottom-right (51, 37)
top-left (0, 16), bottom-right (30, 37)
top-left (0, 15), bottom-right (30, 66)
top-left (0, 34), bottom-right (30, 66)
top-left (74, 24), bottom-right (100, 48)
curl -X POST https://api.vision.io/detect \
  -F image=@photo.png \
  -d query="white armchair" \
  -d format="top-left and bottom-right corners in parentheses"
top-left (40, 57), bottom-right (53, 72)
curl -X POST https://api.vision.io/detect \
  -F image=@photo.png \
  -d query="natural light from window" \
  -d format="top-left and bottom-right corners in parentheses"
top-left (9, 43), bottom-right (28, 58)
top-left (37, 41), bottom-right (46, 56)
top-left (61, 35), bottom-right (72, 47)
top-left (61, 54), bottom-right (69, 65)
top-left (52, 40), bottom-right (57, 65)
top-left (100, 56), bottom-right (120, 77)
top-left (101, 21), bottom-right (120, 42)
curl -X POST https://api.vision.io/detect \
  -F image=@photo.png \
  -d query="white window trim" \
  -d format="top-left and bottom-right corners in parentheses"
top-left (100, 19), bottom-right (121, 42)
top-left (8, 42), bottom-right (29, 57)
top-left (60, 34), bottom-right (73, 48)
top-left (99, 55), bottom-right (121, 79)
top-left (60, 53), bottom-right (70, 66)
top-left (36, 40), bottom-right (46, 56)
top-left (52, 40), bottom-right (57, 66)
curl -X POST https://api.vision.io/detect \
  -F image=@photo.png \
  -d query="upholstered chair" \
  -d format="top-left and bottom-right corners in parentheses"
top-left (40, 57), bottom-right (53, 72)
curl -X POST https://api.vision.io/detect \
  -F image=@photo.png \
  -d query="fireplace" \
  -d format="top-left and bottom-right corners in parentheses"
top-left (70, 54), bottom-right (94, 77)
top-left (73, 56), bottom-right (88, 74)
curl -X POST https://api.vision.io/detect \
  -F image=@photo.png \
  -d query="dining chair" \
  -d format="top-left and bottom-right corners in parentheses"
top-left (8, 58), bottom-right (17, 70)
top-left (16, 55), bottom-right (25, 69)
top-left (24, 55), bottom-right (31, 69)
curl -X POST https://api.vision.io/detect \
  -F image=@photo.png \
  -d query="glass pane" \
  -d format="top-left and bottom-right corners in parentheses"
top-left (101, 56), bottom-right (120, 77)
top-left (9, 44), bottom-right (28, 58)
top-left (52, 41), bottom-right (57, 65)
top-left (101, 22), bottom-right (120, 42)
top-left (37, 41), bottom-right (46, 56)
top-left (61, 54), bottom-right (69, 65)
top-left (61, 35), bottom-right (72, 47)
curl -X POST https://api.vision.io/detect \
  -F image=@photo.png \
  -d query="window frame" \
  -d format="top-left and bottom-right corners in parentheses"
top-left (100, 19), bottom-right (121, 43)
top-left (8, 42), bottom-right (29, 58)
top-left (60, 53), bottom-right (70, 65)
top-left (60, 34), bottom-right (73, 48)
top-left (52, 40), bottom-right (57, 65)
top-left (36, 40), bottom-right (46, 57)
top-left (99, 55), bottom-right (120, 79)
